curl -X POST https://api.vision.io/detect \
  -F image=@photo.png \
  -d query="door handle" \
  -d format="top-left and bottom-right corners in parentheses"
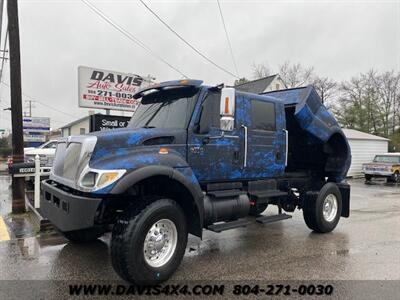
top-left (241, 125), bottom-right (248, 168)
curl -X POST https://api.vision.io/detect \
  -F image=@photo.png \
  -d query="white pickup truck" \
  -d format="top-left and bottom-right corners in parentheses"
top-left (7, 140), bottom-right (58, 168)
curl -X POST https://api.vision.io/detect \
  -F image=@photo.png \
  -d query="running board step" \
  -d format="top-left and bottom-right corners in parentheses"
top-left (207, 219), bottom-right (251, 233)
top-left (256, 213), bottom-right (292, 224)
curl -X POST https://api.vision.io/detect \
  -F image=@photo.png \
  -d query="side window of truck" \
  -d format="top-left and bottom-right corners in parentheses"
top-left (251, 99), bottom-right (276, 131)
top-left (198, 91), bottom-right (221, 129)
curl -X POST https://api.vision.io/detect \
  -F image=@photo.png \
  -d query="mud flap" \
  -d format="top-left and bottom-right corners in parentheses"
top-left (337, 182), bottom-right (350, 217)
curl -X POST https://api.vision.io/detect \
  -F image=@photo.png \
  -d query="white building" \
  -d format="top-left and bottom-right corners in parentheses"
top-left (342, 128), bottom-right (390, 177)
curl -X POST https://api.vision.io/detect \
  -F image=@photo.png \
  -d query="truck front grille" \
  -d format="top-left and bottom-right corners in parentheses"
top-left (53, 142), bottom-right (82, 180)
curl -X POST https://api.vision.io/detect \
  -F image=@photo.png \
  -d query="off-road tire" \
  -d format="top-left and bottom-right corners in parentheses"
top-left (303, 182), bottom-right (342, 233)
top-left (364, 174), bottom-right (372, 182)
top-left (111, 198), bottom-right (188, 285)
top-left (62, 227), bottom-right (106, 243)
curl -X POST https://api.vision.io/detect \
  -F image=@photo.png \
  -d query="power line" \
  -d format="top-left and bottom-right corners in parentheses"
top-left (138, 0), bottom-right (239, 79)
top-left (0, 81), bottom-right (77, 119)
top-left (0, 24), bottom-right (8, 84)
top-left (0, 21), bottom-right (8, 95)
top-left (216, 0), bottom-right (239, 77)
top-left (80, 0), bottom-right (188, 78)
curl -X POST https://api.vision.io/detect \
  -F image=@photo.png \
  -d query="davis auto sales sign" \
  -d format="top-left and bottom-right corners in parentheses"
top-left (78, 66), bottom-right (146, 112)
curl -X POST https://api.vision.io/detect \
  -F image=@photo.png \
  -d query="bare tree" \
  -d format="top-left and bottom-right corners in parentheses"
top-left (332, 70), bottom-right (400, 140)
top-left (278, 61), bottom-right (314, 88)
top-left (312, 76), bottom-right (337, 105)
top-left (370, 70), bottom-right (400, 136)
top-left (251, 62), bottom-right (272, 79)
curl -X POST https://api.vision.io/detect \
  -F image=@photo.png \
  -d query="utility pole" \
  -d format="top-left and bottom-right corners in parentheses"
top-left (0, 0), bottom-right (4, 45)
top-left (8, 0), bottom-right (25, 214)
top-left (25, 99), bottom-right (34, 117)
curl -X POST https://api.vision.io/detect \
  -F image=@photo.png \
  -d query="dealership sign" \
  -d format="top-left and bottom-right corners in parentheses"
top-left (78, 66), bottom-right (146, 112)
top-left (23, 133), bottom-right (46, 142)
top-left (23, 117), bottom-right (50, 133)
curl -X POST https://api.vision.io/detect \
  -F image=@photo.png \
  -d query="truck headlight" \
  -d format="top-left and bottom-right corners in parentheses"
top-left (78, 168), bottom-right (126, 191)
top-left (81, 171), bottom-right (97, 188)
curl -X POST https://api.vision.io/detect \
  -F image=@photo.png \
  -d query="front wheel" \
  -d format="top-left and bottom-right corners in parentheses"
top-left (303, 183), bottom-right (342, 233)
top-left (111, 198), bottom-right (188, 285)
top-left (387, 171), bottom-right (400, 183)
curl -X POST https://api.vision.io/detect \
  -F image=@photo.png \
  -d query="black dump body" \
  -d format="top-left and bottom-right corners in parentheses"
top-left (263, 86), bottom-right (351, 182)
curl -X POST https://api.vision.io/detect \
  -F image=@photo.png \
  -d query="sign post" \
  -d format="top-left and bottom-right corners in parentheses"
top-left (8, 0), bottom-right (25, 214)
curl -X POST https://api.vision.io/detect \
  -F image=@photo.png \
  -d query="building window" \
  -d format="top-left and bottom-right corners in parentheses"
top-left (275, 83), bottom-right (280, 90)
top-left (250, 100), bottom-right (276, 131)
top-left (80, 128), bottom-right (85, 135)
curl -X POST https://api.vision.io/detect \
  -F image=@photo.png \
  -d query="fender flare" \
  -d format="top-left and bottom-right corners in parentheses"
top-left (110, 165), bottom-right (204, 235)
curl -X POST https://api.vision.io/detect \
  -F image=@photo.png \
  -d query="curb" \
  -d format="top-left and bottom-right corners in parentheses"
top-left (25, 194), bottom-right (54, 232)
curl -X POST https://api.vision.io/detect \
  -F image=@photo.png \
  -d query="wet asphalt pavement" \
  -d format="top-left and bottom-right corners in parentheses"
top-left (0, 172), bottom-right (399, 298)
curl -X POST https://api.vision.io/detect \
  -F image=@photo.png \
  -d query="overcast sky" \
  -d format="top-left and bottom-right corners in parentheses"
top-left (0, 0), bottom-right (399, 130)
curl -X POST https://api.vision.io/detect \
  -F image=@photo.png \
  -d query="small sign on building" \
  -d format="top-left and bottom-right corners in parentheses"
top-left (90, 114), bottom-right (131, 132)
top-left (78, 66), bottom-right (148, 112)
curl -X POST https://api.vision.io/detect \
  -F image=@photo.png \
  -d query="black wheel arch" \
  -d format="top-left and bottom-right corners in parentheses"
top-left (110, 165), bottom-right (204, 238)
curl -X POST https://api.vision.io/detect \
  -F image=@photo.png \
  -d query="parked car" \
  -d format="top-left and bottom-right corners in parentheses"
top-left (362, 153), bottom-right (400, 183)
top-left (7, 140), bottom-right (58, 168)
top-left (24, 140), bottom-right (58, 166)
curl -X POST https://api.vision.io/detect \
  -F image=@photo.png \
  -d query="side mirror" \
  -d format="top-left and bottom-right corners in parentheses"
top-left (220, 87), bottom-right (235, 131)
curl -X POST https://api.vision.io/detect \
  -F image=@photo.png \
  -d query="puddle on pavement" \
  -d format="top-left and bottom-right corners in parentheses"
top-left (6, 214), bottom-right (37, 239)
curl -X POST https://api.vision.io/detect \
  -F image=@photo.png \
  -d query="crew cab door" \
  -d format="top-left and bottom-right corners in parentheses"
top-left (187, 90), bottom-right (243, 182)
top-left (241, 97), bottom-right (286, 179)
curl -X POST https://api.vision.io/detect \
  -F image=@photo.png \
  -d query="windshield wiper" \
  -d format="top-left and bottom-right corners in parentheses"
top-left (141, 126), bottom-right (157, 129)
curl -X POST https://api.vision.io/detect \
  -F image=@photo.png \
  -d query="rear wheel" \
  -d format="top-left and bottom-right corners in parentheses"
top-left (62, 227), bottom-right (106, 243)
top-left (111, 198), bottom-right (188, 284)
top-left (303, 183), bottom-right (342, 233)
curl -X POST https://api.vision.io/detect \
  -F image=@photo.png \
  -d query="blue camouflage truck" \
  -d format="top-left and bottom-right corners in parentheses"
top-left (41, 79), bottom-right (351, 284)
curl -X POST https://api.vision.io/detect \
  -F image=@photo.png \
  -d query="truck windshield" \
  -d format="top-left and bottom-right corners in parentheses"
top-left (129, 87), bottom-right (199, 129)
top-left (373, 155), bottom-right (400, 163)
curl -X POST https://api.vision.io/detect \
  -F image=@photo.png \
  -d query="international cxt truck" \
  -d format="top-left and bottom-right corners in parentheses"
top-left (41, 79), bottom-right (351, 284)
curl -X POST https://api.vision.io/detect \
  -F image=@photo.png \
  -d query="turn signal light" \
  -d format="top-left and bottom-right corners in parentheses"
top-left (97, 172), bottom-right (119, 188)
top-left (159, 147), bottom-right (169, 154)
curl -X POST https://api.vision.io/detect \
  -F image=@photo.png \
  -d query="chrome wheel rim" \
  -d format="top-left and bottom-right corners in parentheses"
top-left (322, 194), bottom-right (338, 222)
top-left (143, 219), bottom-right (177, 268)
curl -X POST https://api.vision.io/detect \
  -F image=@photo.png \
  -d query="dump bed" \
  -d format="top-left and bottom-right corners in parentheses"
top-left (263, 86), bottom-right (351, 181)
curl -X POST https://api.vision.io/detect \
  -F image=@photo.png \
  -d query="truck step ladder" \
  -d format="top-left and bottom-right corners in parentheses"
top-left (249, 190), bottom-right (288, 203)
top-left (207, 219), bottom-right (251, 233)
top-left (256, 213), bottom-right (292, 224)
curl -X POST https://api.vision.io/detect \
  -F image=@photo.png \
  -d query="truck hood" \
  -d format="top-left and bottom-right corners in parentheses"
top-left (90, 127), bottom-right (182, 147)
top-left (89, 127), bottom-right (186, 164)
